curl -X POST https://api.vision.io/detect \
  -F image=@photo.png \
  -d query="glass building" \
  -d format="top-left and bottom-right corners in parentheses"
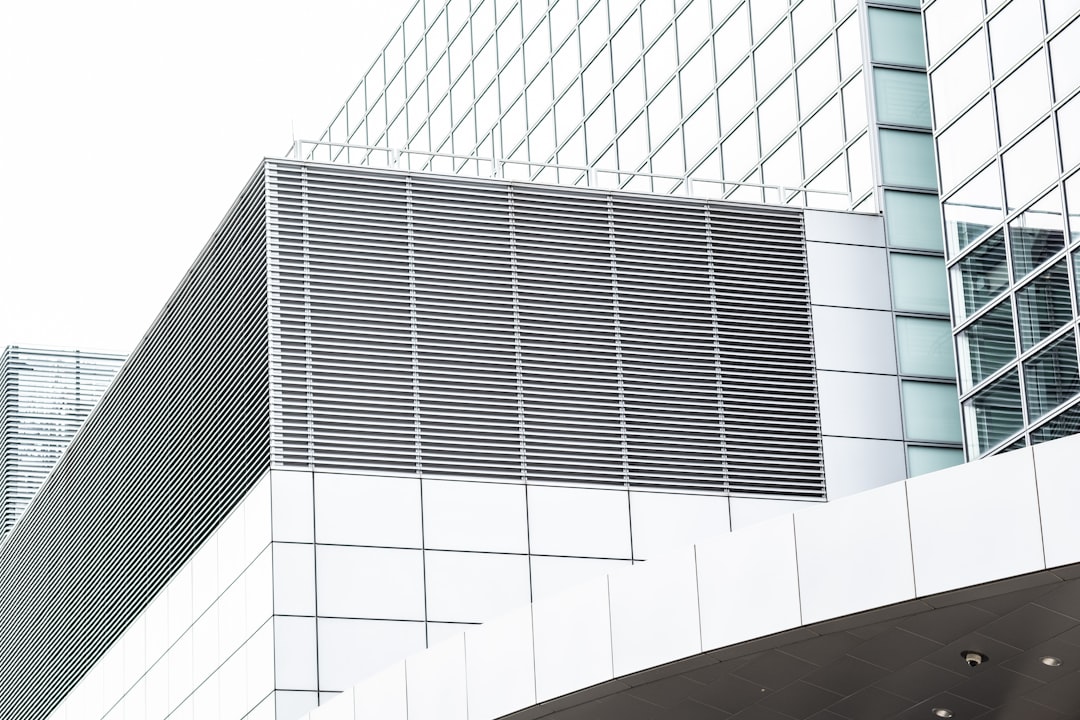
top-left (925, 0), bottom-right (1080, 456)
top-left (309, 0), bottom-right (963, 475)
top-left (0, 345), bottom-right (123, 537)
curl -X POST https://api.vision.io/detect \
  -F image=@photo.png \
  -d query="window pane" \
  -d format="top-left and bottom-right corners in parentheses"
top-left (1024, 332), bottom-right (1080, 420)
top-left (897, 317), bottom-right (955, 377)
top-left (1058, 93), bottom-right (1080, 172)
top-left (907, 446), bottom-right (965, 476)
top-left (796, 38), bottom-right (838, 115)
top-left (758, 79), bottom-right (797, 153)
top-left (937, 97), bottom-right (996, 194)
top-left (792, 0), bottom-right (833, 59)
top-left (714, 3), bottom-right (751, 79)
top-left (722, 116), bottom-right (759, 180)
top-left (754, 20), bottom-right (793, 94)
top-left (964, 370), bottom-right (1024, 454)
top-left (801, 98), bottom-right (844, 176)
top-left (902, 381), bottom-right (962, 442)
top-left (952, 229), bottom-right (1008, 319)
top-left (868, 8), bottom-right (926, 68)
top-left (892, 254), bottom-right (949, 313)
top-left (1017, 260), bottom-right (1072, 350)
top-left (1002, 119), bottom-right (1059, 211)
top-left (1031, 401), bottom-right (1080, 443)
top-left (1050, 17), bottom-right (1080, 101)
top-left (718, 59), bottom-right (755, 133)
top-left (880, 129), bottom-right (938, 189)
top-left (1009, 190), bottom-right (1066, 281)
top-left (885, 191), bottom-right (944, 251)
top-left (989, 0), bottom-right (1044, 78)
top-left (930, 31), bottom-right (990, 128)
top-left (958, 298), bottom-right (1016, 390)
top-left (924, 0), bottom-right (983, 65)
top-left (875, 68), bottom-right (931, 128)
top-left (943, 163), bottom-right (1003, 254)
top-left (996, 50), bottom-right (1051, 146)
top-left (1067, 172), bottom-right (1080, 241)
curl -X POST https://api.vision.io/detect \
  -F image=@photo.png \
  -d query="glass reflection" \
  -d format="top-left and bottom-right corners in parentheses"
top-left (714, 3), bottom-right (751, 79)
top-left (1058, 94), bottom-right (1080, 172)
top-left (763, 134), bottom-right (802, 188)
top-left (964, 369), bottom-right (1024, 454)
top-left (1017, 260), bottom-right (1072, 350)
top-left (1009, 191), bottom-right (1065, 280)
top-left (995, 50), bottom-right (1050, 146)
top-left (938, 97), bottom-right (995, 193)
top-left (1024, 332), bottom-right (1080, 420)
top-left (1050, 18), bottom-right (1080, 101)
top-left (797, 38), bottom-right (838, 115)
top-left (759, 79), bottom-right (796, 152)
top-left (1032, 400), bottom-right (1080, 444)
top-left (837, 13), bottom-right (861, 78)
top-left (1003, 119), bottom-right (1058, 211)
top-left (953, 229), bottom-right (1008, 319)
top-left (943, 164), bottom-right (1004, 254)
top-left (930, 31), bottom-right (989, 128)
top-left (718, 60), bottom-right (755, 133)
top-left (792, 0), bottom-right (833, 58)
top-left (989, 0), bottom-right (1044, 78)
top-left (924, 0), bottom-right (984, 65)
top-left (801, 98), bottom-right (843, 176)
top-left (754, 20), bottom-right (792, 94)
top-left (722, 116), bottom-right (759, 180)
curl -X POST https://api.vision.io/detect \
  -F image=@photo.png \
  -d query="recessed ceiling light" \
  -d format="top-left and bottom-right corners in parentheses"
top-left (1040, 656), bottom-right (1063, 667)
top-left (932, 708), bottom-right (954, 718)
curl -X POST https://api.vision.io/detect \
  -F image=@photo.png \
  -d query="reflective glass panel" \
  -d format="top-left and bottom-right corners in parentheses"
top-left (953, 229), bottom-right (1008, 319)
top-left (684, 98), bottom-right (718, 167)
top-left (892, 254), bottom-right (949, 313)
top-left (880, 129), bottom-right (938, 190)
top-left (842, 74), bottom-right (867, 140)
top-left (801, 98), bottom-right (843, 176)
top-left (680, 45), bottom-right (714, 111)
top-left (582, 48), bottom-right (611, 112)
top-left (837, 13), bottom-right (862, 79)
top-left (965, 370), bottom-right (1024, 454)
top-left (848, 132), bottom-right (873, 199)
top-left (648, 82), bottom-right (679, 147)
top-left (930, 32), bottom-right (990, 128)
top-left (1024, 332), bottom-right (1080, 420)
top-left (750, 0), bottom-right (788, 41)
top-left (874, 68), bottom-right (931, 128)
top-left (897, 316), bottom-right (956, 377)
top-left (1050, 18), bottom-right (1080, 101)
top-left (797, 38), bottom-right (838, 116)
top-left (714, 3), bottom-right (751, 78)
top-left (1003, 119), bottom-right (1059, 211)
top-left (1059, 93), bottom-right (1080, 172)
top-left (1017, 260), bottom-right (1072, 350)
top-left (884, 191), bottom-right (944, 251)
top-left (718, 59), bottom-right (755, 133)
top-left (614, 64), bottom-right (645, 129)
top-left (996, 50), bottom-right (1051, 147)
top-left (1031, 401), bottom-right (1080, 443)
top-left (868, 8), bottom-right (926, 68)
top-left (722, 116), bottom-right (759, 180)
top-left (938, 97), bottom-right (996, 194)
top-left (907, 446), bottom-right (965, 476)
top-left (677, 0), bottom-right (711, 60)
top-left (989, 0), bottom-right (1044, 78)
top-left (1068, 172), bottom-right (1080, 240)
top-left (763, 134), bottom-right (802, 188)
top-left (1009, 191), bottom-right (1066, 280)
top-left (924, 0), bottom-right (984, 65)
top-left (759, 79), bottom-right (796, 152)
top-left (754, 20), bottom-right (793, 94)
top-left (792, 0), bottom-right (833, 59)
top-left (902, 381), bottom-right (962, 442)
top-left (645, 27), bottom-right (677, 96)
top-left (943, 164), bottom-right (1003, 253)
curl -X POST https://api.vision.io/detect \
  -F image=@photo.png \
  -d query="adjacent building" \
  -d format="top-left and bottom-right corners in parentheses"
top-left (925, 0), bottom-right (1080, 455)
top-left (0, 345), bottom-right (123, 537)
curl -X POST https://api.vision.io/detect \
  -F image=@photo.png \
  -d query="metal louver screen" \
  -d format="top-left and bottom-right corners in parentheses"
top-left (0, 168), bottom-right (270, 720)
top-left (266, 159), bottom-right (823, 496)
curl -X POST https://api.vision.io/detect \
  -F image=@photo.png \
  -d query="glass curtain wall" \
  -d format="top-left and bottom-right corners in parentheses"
top-left (927, 0), bottom-right (1080, 455)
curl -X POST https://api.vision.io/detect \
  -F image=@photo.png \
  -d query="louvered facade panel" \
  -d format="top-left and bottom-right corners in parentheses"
top-left (0, 169), bottom-right (269, 720)
top-left (266, 160), bottom-right (824, 497)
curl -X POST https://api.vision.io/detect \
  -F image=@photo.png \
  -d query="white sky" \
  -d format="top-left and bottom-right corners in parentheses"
top-left (0, 1), bottom-right (404, 354)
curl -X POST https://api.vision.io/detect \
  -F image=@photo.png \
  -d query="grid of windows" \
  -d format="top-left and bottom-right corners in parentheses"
top-left (928, 0), bottom-right (1080, 455)
top-left (315, 0), bottom-right (875, 207)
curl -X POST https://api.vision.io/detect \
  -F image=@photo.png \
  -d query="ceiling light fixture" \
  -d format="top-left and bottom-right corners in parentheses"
top-left (1040, 656), bottom-right (1063, 667)
top-left (933, 708), bottom-right (954, 718)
